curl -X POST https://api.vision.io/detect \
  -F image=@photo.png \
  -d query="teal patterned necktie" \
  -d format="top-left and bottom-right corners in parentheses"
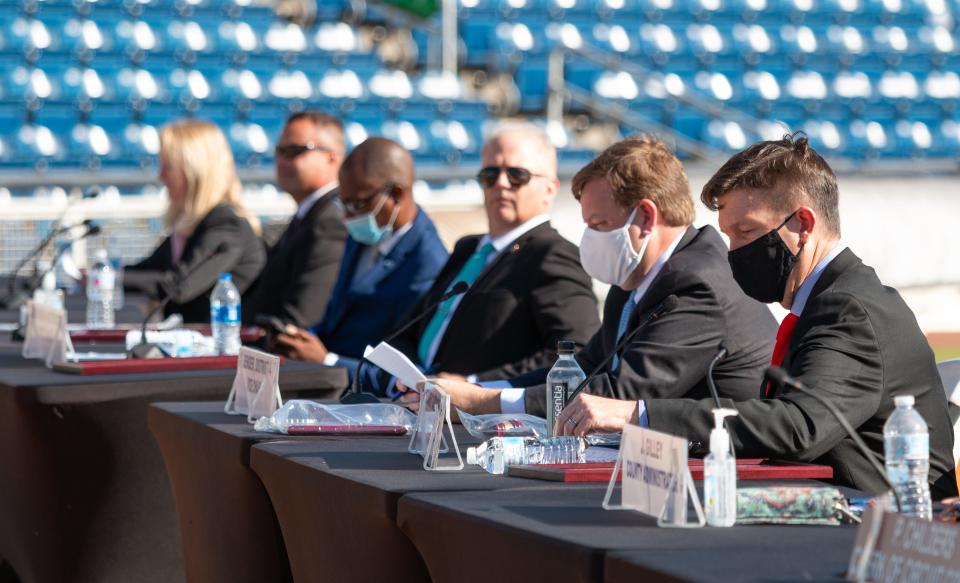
top-left (610, 296), bottom-right (638, 373)
top-left (417, 242), bottom-right (496, 366)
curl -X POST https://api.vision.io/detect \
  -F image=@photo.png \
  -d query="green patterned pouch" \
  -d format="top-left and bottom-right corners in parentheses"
top-left (736, 486), bottom-right (854, 525)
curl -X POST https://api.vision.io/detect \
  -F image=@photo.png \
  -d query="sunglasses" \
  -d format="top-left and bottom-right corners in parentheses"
top-left (476, 166), bottom-right (547, 189)
top-left (274, 143), bottom-right (330, 160)
top-left (335, 184), bottom-right (394, 215)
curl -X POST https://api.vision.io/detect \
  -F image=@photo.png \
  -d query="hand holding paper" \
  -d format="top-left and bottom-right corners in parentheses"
top-left (363, 342), bottom-right (426, 391)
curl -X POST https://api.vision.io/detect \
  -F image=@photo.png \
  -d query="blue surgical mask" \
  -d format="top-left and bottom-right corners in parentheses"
top-left (343, 192), bottom-right (399, 245)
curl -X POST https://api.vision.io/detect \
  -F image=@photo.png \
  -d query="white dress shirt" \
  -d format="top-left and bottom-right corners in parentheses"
top-left (295, 181), bottom-right (339, 220)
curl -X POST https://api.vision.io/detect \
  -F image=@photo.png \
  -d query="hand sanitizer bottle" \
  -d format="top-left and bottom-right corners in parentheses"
top-left (704, 408), bottom-right (738, 527)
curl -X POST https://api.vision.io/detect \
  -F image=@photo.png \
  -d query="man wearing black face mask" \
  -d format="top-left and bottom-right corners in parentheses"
top-left (633, 133), bottom-right (956, 498)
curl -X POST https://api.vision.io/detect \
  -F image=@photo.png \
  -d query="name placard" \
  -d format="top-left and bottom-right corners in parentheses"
top-left (848, 506), bottom-right (960, 582)
top-left (224, 347), bottom-right (282, 423)
top-left (22, 300), bottom-right (74, 367)
top-left (603, 424), bottom-right (704, 527)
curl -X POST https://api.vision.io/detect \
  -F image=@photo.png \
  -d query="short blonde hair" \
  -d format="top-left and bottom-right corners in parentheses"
top-left (160, 120), bottom-right (261, 236)
top-left (572, 135), bottom-right (694, 227)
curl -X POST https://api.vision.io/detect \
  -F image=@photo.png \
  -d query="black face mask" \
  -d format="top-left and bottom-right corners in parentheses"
top-left (728, 211), bottom-right (799, 304)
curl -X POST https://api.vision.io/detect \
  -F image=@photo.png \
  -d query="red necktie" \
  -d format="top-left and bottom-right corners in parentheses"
top-left (765, 313), bottom-right (799, 397)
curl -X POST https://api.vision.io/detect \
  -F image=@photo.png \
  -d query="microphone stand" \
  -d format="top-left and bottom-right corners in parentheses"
top-left (128, 297), bottom-right (174, 358)
top-left (341, 281), bottom-right (470, 404)
top-left (563, 294), bottom-right (680, 404)
top-left (765, 367), bottom-right (902, 513)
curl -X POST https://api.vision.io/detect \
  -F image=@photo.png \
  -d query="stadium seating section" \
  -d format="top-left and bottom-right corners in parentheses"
top-left (0, 0), bottom-right (958, 172)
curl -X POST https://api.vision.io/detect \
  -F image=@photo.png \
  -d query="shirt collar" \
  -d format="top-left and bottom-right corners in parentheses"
top-left (375, 219), bottom-right (415, 257)
top-left (295, 181), bottom-right (338, 220)
top-left (631, 229), bottom-right (687, 304)
top-left (480, 214), bottom-right (550, 253)
top-left (790, 242), bottom-right (847, 316)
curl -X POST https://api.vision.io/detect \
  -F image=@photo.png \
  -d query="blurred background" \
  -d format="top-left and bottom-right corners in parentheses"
top-left (0, 0), bottom-right (957, 355)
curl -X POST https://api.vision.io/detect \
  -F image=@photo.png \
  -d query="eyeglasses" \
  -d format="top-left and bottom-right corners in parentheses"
top-left (476, 166), bottom-right (548, 189)
top-left (274, 143), bottom-right (330, 160)
top-left (336, 184), bottom-right (394, 215)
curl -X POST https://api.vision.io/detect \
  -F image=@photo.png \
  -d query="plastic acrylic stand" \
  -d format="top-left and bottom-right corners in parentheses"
top-left (407, 381), bottom-right (463, 471)
top-left (602, 446), bottom-right (705, 528)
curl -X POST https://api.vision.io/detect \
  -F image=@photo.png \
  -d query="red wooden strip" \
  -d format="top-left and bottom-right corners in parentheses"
top-left (70, 326), bottom-right (262, 343)
top-left (508, 460), bottom-right (833, 483)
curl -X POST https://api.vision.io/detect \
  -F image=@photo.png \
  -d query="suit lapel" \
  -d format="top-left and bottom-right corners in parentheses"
top-left (321, 241), bottom-right (362, 332)
top-left (781, 248), bottom-right (860, 369)
top-left (351, 213), bottom-right (424, 294)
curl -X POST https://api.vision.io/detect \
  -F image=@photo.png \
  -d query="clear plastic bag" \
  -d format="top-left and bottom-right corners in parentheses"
top-left (458, 409), bottom-right (623, 445)
top-left (458, 410), bottom-right (549, 439)
top-left (254, 400), bottom-right (417, 434)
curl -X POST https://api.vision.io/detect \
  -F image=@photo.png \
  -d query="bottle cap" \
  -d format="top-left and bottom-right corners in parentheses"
top-left (557, 340), bottom-right (576, 353)
top-left (218, 272), bottom-right (232, 281)
top-left (466, 447), bottom-right (477, 465)
top-left (894, 395), bottom-right (915, 408)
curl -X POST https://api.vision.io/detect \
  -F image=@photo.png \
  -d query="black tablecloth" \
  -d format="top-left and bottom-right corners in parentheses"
top-left (248, 428), bottom-right (560, 583)
top-left (398, 486), bottom-right (859, 583)
top-left (0, 355), bottom-right (346, 583)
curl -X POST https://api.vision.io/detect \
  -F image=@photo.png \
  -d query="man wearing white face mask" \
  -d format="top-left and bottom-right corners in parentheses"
top-left (414, 136), bottom-right (777, 425)
top-left (272, 137), bottom-right (448, 376)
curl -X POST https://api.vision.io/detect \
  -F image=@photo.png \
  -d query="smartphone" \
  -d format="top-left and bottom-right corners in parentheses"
top-left (254, 314), bottom-right (288, 337)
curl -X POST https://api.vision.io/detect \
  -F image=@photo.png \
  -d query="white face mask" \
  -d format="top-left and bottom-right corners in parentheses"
top-left (579, 208), bottom-right (649, 287)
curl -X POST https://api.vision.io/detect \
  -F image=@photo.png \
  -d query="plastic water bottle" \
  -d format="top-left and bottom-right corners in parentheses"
top-left (210, 272), bottom-right (241, 356)
top-left (85, 249), bottom-right (115, 329)
top-left (108, 253), bottom-right (124, 310)
top-left (884, 395), bottom-right (932, 520)
top-left (466, 436), bottom-right (586, 475)
top-left (546, 340), bottom-right (587, 436)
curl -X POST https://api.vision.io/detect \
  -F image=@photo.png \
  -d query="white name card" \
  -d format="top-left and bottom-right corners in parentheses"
top-left (22, 300), bottom-right (74, 368)
top-left (603, 424), bottom-right (704, 528)
top-left (224, 346), bottom-right (282, 423)
top-left (848, 506), bottom-right (960, 582)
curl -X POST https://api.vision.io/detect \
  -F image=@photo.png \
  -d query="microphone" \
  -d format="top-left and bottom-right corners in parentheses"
top-left (1, 220), bottom-right (98, 309)
top-left (340, 280), bottom-right (470, 404)
top-left (706, 345), bottom-right (728, 410)
top-left (764, 366), bottom-right (902, 512)
top-left (129, 244), bottom-right (230, 359)
top-left (564, 294), bottom-right (680, 404)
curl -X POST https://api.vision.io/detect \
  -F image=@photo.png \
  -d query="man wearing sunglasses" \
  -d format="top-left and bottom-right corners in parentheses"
top-left (271, 138), bottom-right (448, 376)
top-left (243, 111), bottom-right (347, 328)
top-left (361, 123), bottom-right (599, 395)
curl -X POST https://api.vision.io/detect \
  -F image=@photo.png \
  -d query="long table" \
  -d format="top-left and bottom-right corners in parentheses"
top-left (0, 353), bottom-right (347, 583)
top-left (153, 401), bottom-right (862, 583)
top-left (397, 486), bottom-right (857, 582)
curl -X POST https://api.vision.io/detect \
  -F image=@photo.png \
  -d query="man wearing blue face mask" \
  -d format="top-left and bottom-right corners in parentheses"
top-left (412, 136), bottom-right (776, 420)
top-left (272, 137), bottom-right (448, 376)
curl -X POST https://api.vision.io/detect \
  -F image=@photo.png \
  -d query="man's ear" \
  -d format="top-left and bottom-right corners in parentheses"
top-left (637, 199), bottom-right (659, 236)
top-left (795, 206), bottom-right (817, 247)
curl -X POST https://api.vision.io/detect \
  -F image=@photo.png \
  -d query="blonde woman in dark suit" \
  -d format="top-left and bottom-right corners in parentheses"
top-left (125, 120), bottom-right (266, 323)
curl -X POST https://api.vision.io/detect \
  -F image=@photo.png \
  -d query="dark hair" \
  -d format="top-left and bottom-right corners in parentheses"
top-left (572, 135), bottom-right (694, 227)
top-left (701, 132), bottom-right (841, 236)
top-left (284, 111), bottom-right (345, 154)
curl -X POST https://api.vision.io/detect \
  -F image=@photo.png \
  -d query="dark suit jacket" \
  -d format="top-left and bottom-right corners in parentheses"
top-left (312, 208), bottom-right (448, 377)
top-left (646, 248), bottom-right (957, 498)
top-left (389, 221), bottom-right (600, 381)
top-left (516, 226), bottom-right (777, 416)
top-left (242, 188), bottom-right (347, 327)
top-left (125, 203), bottom-right (266, 323)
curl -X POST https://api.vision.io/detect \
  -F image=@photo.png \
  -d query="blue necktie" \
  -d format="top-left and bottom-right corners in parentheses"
top-left (417, 242), bottom-right (496, 366)
top-left (610, 296), bottom-right (637, 373)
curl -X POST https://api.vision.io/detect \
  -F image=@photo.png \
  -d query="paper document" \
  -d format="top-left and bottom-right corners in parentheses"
top-left (363, 342), bottom-right (426, 390)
